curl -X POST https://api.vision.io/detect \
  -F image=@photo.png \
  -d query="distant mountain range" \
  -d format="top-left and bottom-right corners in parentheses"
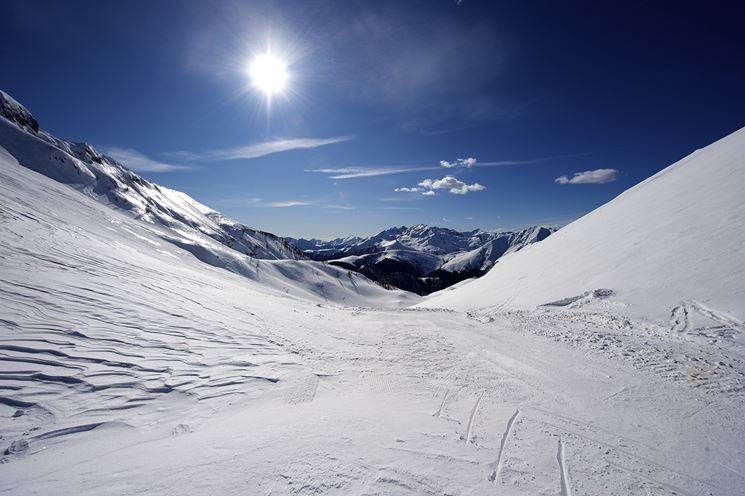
top-left (285, 224), bottom-right (554, 295)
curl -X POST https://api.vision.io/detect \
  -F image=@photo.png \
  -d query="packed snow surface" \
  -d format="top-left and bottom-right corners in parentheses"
top-left (1, 93), bottom-right (745, 495)
top-left (423, 127), bottom-right (745, 325)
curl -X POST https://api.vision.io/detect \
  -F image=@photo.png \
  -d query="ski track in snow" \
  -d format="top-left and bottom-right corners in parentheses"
top-left (557, 438), bottom-right (573, 496)
top-left (464, 393), bottom-right (483, 444)
top-left (489, 408), bottom-right (520, 484)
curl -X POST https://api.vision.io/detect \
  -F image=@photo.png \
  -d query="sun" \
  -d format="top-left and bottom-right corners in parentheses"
top-left (248, 53), bottom-right (288, 95)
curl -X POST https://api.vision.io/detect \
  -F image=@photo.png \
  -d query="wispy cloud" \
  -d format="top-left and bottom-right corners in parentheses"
top-left (163, 136), bottom-right (354, 163)
top-left (202, 136), bottom-right (354, 161)
top-left (394, 187), bottom-right (422, 193)
top-left (216, 197), bottom-right (356, 210)
top-left (101, 147), bottom-right (192, 173)
top-left (310, 153), bottom-right (587, 181)
top-left (265, 200), bottom-right (314, 207)
top-left (308, 166), bottom-right (440, 180)
top-left (555, 168), bottom-right (619, 185)
top-left (440, 157), bottom-right (476, 168)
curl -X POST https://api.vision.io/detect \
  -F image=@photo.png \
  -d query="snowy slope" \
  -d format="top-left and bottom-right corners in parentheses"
top-left (2, 107), bottom-right (745, 494)
top-left (0, 145), bottom-right (415, 307)
top-left (3, 138), bottom-right (745, 495)
top-left (423, 127), bottom-right (745, 324)
top-left (0, 90), bottom-right (303, 261)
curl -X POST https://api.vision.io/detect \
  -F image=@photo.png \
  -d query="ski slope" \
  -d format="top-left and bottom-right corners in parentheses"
top-left (1, 94), bottom-right (745, 494)
top-left (1, 139), bottom-right (744, 495)
top-left (423, 127), bottom-right (745, 326)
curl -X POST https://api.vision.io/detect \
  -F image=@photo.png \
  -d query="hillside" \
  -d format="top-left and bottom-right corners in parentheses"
top-left (0, 90), bottom-right (411, 307)
top-left (0, 90), bottom-right (304, 262)
top-left (423, 126), bottom-right (745, 326)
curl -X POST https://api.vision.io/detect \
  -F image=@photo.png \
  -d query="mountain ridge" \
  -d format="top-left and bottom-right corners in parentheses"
top-left (0, 89), bottom-right (304, 262)
top-left (0, 89), bottom-right (414, 306)
top-left (286, 223), bottom-right (554, 294)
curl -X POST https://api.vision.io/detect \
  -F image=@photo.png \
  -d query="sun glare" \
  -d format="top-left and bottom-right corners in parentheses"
top-left (248, 54), bottom-right (288, 95)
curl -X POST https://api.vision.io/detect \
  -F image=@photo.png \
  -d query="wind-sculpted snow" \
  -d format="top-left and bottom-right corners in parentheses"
top-left (0, 145), bottom-right (415, 463)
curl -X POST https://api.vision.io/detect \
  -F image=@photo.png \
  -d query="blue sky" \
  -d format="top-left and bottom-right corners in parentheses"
top-left (2, 0), bottom-right (744, 239)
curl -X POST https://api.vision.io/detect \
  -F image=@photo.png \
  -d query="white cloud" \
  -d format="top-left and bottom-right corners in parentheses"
top-left (440, 157), bottom-right (477, 168)
top-left (422, 190), bottom-right (436, 196)
top-left (101, 147), bottom-right (191, 173)
top-left (555, 168), bottom-right (619, 185)
top-left (418, 175), bottom-right (486, 195)
top-left (394, 187), bottom-right (422, 193)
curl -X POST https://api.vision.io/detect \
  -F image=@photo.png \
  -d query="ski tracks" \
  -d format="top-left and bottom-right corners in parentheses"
top-left (670, 300), bottom-right (744, 338)
top-left (464, 393), bottom-right (484, 444)
top-left (489, 408), bottom-right (521, 484)
top-left (557, 438), bottom-right (573, 496)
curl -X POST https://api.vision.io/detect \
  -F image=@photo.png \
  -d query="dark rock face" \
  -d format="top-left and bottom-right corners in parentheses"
top-left (0, 91), bottom-right (39, 133)
top-left (330, 255), bottom-right (487, 296)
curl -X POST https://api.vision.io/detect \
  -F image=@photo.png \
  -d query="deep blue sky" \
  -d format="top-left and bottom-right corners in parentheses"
top-left (2, 1), bottom-right (743, 238)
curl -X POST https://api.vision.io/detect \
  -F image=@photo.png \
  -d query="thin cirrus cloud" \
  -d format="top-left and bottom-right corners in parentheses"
top-left (217, 197), bottom-right (356, 210)
top-left (104, 136), bottom-right (352, 173)
top-left (164, 136), bottom-right (354, 162)
top-left (308, 166), bottom-right (441, 180)
top-left (309, 153), bottom-right (588, 180)
top-left (197, 136), bottom-right (354, 161)
top-left (555, 168), bottom-right (619, 185)
top-left (100, 147), bottom-right (192, 173)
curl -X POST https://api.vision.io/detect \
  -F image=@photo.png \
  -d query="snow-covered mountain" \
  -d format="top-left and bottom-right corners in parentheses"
top-left (0, 90), bottom-right (303, 262)
top-left (423, 126), bottom-right (745, 325)
top-left (0, 90), bottom-right (413, 306)
top-left (286, 224), bottom-right (554, 294)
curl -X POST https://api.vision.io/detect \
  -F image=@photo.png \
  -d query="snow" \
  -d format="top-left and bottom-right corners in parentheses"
top-left (2, 93), bottom-right (745, 495)
top-left (423, 127), bottom-right (745, 324)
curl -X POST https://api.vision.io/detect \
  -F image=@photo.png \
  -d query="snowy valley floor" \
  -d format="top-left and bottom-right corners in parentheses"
top-left (1, 152), bottom-right (745, 495)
